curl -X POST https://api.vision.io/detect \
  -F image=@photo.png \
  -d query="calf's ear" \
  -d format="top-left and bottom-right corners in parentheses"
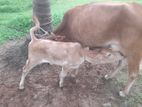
top-left (84, 47), bottom-right (89, 51)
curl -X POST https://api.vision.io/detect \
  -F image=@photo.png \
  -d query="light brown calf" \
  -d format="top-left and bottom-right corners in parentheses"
top-left (19, 16), bottom-right (123, 90)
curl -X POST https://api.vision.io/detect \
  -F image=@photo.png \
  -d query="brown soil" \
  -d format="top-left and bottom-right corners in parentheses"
top-left (0, 38), bottom-right (142, 107)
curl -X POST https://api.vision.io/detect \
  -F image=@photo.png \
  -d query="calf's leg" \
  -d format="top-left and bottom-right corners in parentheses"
top-left (59, 67), bottom-right (68, 88)
top-left (59, 66), bottom-right (79, 87)
top-left (19, 59), bottom-right (39, 89)
top-left (105, 59), bottom-right (125, 80)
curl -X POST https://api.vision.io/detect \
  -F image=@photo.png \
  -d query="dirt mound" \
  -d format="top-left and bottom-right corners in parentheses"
top-left (0, 38), bottom-right (142, 107)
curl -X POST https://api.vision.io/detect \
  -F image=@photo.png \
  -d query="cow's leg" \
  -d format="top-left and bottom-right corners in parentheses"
top-left (19, 59), bottom-right (39, 89)
top-left (119, 54), bottom-right (140, 97)
top-left (104, 59), bottom-right (125, 80)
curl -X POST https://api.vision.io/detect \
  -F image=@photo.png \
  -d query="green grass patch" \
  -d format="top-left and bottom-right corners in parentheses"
top-left (0, 0), bottom-right (142, 44)
top-left (0, 5), bottom-right (22, 13)
top-left (8, 15), bottom-right (32, 33)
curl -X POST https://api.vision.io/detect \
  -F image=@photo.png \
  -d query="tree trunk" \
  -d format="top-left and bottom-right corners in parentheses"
top-left (33, 0), bottom-right (53, 34)
top-left (20, 0), bottom-right (53, 66)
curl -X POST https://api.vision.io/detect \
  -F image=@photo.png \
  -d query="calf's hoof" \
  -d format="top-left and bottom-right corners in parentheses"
top-left (104, 75), bottom-right (110, 80)
top-left (59, 82), bottom-right (63, 88)
top-left (119, 91), bottom-right (127, 97)
top-left (19, 85), bottom-right (25, 90)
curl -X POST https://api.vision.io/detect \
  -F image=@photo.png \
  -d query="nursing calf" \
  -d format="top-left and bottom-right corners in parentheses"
top-left (19, 16), bottom-right (122, 90)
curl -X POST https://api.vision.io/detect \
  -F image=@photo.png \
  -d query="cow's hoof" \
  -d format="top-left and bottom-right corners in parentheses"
top-left (119, 91), bottom-right (126, 97)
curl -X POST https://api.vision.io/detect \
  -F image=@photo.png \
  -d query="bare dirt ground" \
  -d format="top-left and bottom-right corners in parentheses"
top-left (0, 38), bottom-right (142, 107)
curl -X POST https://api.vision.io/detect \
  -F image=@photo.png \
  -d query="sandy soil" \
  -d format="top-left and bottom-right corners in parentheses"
top-left (0, 38), bottom-right (142, 107)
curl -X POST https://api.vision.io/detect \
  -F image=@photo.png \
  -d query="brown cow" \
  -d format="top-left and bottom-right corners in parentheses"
top-left (54, 2), bottom-right (142, 97)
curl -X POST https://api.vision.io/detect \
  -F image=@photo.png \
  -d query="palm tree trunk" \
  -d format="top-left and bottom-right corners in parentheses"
top-left (21, 0), bottom-right (53, 62)
top-left (33, 0), bottom-right (53, 34)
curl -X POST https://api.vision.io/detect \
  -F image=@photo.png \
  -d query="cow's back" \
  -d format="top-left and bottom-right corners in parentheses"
top-left (54, 3), bottom-right (142, 49)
